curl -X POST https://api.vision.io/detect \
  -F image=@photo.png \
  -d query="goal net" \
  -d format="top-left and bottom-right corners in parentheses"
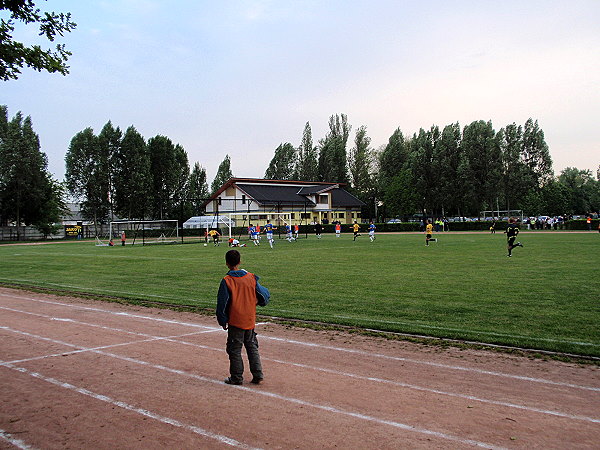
top-left (109, 220), bottom-right (180, 246)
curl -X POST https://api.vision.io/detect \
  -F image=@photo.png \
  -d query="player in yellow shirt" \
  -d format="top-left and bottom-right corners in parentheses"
top-left (208, 229), bottom-right (220, 246)
top-left (425, 219), bottom-right (437, 246)
top-left (351, 221), bottom-right (361, 241)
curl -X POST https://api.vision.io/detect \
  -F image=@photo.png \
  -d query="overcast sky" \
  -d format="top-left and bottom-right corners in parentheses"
top-left (3, 0), bottom-right (599, 183)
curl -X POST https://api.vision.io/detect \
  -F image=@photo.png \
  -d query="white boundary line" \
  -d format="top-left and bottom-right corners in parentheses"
top-left (0, 326), bottom-right (506, 449)
top-left (1, 362), bottom-right (259, 449)
top-left (2, 309), bottom-right (599, 425)
top-left (0, 429), bottom-right (34, 450)
top-left (2, 293), bottom-right (598, 392)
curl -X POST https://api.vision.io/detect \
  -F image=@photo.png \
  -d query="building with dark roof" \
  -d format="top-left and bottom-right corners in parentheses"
top-left (203, 178), bottom-right (365, 226)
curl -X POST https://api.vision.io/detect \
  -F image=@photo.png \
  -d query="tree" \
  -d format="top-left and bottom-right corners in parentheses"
top-left (521, 118), bottom-right (553, 188)
top-left (65, 127), bottom-right (110, 233)
top-left (295, 122), bottom-right (318, 181)
top-left (97, 121), bottom-right (122, 220)
top-left (170, 143), bottom-right (190, 224)
top-left (211, 154), bottom-right (233, 193)
top-left (459, 120), bottom-right (502, 214)
top-left (378, 128), bottom-right (409, 184)
top-left (187, 162), bottom-right (209, 215)
top-left (318, 113), bottom-right (351, 183)
top-left (1, 0), bottom-right (77, 81)
top-left (409, 126), bottom-right (440, 216)
top-left (264, 142), bottom-right (296, 180)
top-left (434, 123), bottom-right (464, 217)
top-left (497, 123), bottom-right (527, 211)
top-left (558, 167), bottom-right (597, 214)
top-left (0, 108), bottom-right (65, 237)
top-left (348, 125), bottom-right (373, 195)
top-left (148, 135), bottom-right (178, 219)
top-left (113, 126), bottom-right (150, 219)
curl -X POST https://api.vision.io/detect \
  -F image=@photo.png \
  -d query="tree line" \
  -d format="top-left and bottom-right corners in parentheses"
top-left (64, 122), bottom-right (215, 230)
top-left (1, 106), bottom-right (599, 237)
top-left (265, 114), bottom-right (600, 219)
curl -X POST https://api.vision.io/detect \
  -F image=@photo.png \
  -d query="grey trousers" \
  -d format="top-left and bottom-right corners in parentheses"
top-left (226, 325), bottom-right (263, 383)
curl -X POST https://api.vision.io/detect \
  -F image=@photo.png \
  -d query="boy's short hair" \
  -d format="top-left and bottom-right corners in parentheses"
top-left (226, 249), bottom-right (241, 266)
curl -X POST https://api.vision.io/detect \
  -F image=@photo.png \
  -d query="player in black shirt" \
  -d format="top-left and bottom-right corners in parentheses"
top-left (504, 217), bottom-right (523, 257)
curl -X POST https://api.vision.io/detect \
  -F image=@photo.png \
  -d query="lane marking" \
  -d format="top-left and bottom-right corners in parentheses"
top-left (2, 297), bottom-right (598, 393)
top-left (0, 429), bottom-right (34, 450)
top-left (1, 327), bottom-right (506, 449)
top-left (0, 307), bottom-right (600, 423)
top-left (2, 364), bottom-right (260, 449)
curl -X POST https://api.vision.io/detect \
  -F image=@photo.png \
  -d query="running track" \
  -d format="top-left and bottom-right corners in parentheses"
top-left (1, 287), bottom-right (599, 449)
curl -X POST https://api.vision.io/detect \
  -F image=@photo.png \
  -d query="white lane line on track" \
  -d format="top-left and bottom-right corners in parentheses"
top-left (0, 327), bottom-right (506, 449)
top-left (2, 294), bottom-right (598, 392)
top-left (2, 364), bottom-right (260, 449)
top-left (262, 336), bottom-right (600, 392)
top-left (0, 429), bottom-right (35, 450)
top-left (0, 293), bottom-right (217, 329)
top-left (3, 314), bottom-right (598, 425)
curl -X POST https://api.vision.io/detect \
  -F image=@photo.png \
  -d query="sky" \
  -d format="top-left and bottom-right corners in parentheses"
top-left (3, 0), bottom-right (599, 184)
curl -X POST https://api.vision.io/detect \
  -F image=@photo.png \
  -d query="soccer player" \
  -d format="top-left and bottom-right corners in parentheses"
top-left (368, 220), bottom-right (376, 241)
top-left (314, 221), bottom-right (322, 239)
top-left (208, 228), bottom-right (220, 246)
top-left (351, 221), bottom-right (361, 241)
top-left (335, 222), bottom-right (341, 238)
top-left (249, 224), bottom-right (260, 246)
top-left (294, 224), bottom-right (299, 240)
top-left (264, 220), bottom-right (277, 248)
top-left (504, 217), bottom-right (523, 257)
top-left (284, 222), bottom-right (294, 242)
top-left (425, 219), bottom-right (437, 246)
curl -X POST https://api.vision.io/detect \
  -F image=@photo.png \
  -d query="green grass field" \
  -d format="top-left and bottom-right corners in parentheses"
top-left (1, 231), bottom-right (599, 357)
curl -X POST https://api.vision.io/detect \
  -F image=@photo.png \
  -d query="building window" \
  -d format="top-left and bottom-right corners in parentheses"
top-left (338, 213), bottom-right (345, 219)
top-left (301, 213), bottom-right (310, 219)
top-left (291, 213), bottom-right (295, 219)
top-left (319, 194), bottom-right (328, 204)
top-left (218, 197), bottom-right (222, 205)
top-left (241, 195), bottom-right (246, 204)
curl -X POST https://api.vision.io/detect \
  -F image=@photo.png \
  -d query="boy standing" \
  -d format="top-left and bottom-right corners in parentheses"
top-left (216, 250), bottom-right (270, 385)
top-left (368, 221), bottom-right (376, 241)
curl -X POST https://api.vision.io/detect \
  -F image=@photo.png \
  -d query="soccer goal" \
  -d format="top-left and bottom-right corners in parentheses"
top-left (220, 212), bottom-right (295, 240)
top-left (109, 220), bottom-right (180, 246)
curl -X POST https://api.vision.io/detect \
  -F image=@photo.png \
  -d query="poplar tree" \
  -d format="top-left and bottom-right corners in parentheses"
top-left (264, 142), bottom-right (296, 180)
top-left (113, 126), bottom-right (150, 219)
top-left (65, 127), bottom-right (110, 232)
top-left (318, 113), bottom-right (351, 183)
top-left (211, 154), bottom-right (233, 193)
top-left (295, 122), bottom-right (318, 181)
top-left (0, 108), bottom-right (65, 236)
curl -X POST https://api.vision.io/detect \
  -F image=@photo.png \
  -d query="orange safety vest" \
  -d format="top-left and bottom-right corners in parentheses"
top-left (224, 272), bottom-right (258, 330)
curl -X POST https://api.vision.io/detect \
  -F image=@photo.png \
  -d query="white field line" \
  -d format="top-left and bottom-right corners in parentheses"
top-left (0, 429), bottom-right (35, 450)
top-left (1, 363), bottom-right (260, 449)
top-left (2, 293), bottom-right (598, 393)
top-left (1, 310), bottom-right (599, 425)
top-left (0, 327), bottom-right (505, 449)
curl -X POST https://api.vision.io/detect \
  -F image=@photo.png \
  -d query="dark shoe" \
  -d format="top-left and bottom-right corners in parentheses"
top-left (224, 377), bottom-right (242, 385)
top-left (250, 377), bottom-right (263, 385)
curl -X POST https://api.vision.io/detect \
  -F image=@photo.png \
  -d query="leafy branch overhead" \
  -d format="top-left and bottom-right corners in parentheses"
top-left (0, 0), bottom-right (77, 81)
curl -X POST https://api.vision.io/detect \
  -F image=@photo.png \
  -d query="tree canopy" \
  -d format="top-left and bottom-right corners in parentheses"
top-left (1, 0), bottom-right (77, 81)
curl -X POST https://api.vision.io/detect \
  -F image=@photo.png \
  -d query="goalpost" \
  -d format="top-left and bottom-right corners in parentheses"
top-left (108, 220), bottom-right (180, 246)
top-left (219, 212), bottom-right (294, 240)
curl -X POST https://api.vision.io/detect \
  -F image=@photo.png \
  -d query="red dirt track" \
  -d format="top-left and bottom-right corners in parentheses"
top-left (1, 287), bottom-right (599, 449)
